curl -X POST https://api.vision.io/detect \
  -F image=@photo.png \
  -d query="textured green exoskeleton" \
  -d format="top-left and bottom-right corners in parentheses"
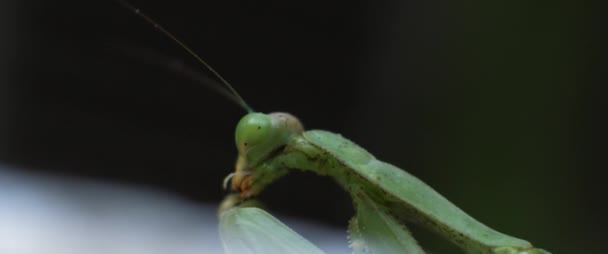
top-left (227, 112), bottom-right (550, 254)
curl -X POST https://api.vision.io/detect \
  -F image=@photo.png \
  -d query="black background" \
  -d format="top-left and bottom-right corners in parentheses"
top-left (0, 0), bottom-right (604, 253)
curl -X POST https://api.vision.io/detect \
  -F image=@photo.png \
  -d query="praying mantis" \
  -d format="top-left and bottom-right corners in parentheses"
top-left (116, 1), bottom-right (551, 253)
top-left (218, 112), bottom-right (550, 254)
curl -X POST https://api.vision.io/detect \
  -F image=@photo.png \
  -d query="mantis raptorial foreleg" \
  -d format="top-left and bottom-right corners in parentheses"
top-left (219, 192), bottom-right (425, 254)
top-left (219, 205), bottom-right (326, 254)
top-left (348, 188), bottom-right (425, 254)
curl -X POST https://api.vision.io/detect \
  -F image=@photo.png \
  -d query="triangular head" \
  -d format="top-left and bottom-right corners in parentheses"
top-left (230, 112), bottom-right (303, 197)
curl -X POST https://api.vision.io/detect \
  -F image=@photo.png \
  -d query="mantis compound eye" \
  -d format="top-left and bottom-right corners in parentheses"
top-left (235, 113), bottom-right (274, 154)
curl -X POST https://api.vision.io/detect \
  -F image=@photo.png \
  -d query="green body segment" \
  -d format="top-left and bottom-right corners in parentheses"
top-left (219, 207), bottom-right (326, 254)
top-left (272, 130), bottom-right (548, 254)
top-left (302, 130), bottom-right (531, 253)
top-left (348, 187), bottom-right (425, 254)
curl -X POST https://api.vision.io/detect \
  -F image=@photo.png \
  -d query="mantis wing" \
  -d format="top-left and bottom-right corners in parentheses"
top-left (219, 207), bottom-right (326, 254)
top-left (349, 189), bottom-right (425, 254)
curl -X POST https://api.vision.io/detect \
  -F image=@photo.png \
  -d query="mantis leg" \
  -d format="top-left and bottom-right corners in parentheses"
top-left (348, 188), bottom-right (425, 254)
top-left (219, 206), bottom-right (326, 254)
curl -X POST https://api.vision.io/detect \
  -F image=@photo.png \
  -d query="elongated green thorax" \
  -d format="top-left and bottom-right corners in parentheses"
top-left (231, 112), bottom-right (303, 197)
top-left (226, 113), bottom-right (549, 253)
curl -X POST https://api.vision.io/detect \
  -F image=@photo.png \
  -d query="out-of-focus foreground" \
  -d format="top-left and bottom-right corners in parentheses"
top-left (0, 167), bottom-right (347, 254)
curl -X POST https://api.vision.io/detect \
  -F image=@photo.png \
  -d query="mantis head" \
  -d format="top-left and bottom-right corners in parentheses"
top-left (230, 112), bottom-right (303, 197)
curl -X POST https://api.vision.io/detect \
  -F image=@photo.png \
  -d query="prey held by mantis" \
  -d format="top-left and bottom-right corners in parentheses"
top-left (117, 1), bottom-right (551, 253)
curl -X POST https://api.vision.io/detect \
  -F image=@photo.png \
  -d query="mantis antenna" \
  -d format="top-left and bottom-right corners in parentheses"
top-left (115, 0), bottom-right (254, 113)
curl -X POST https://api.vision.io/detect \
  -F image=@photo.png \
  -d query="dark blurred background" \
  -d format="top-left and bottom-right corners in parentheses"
top-left (0, 0), bottom-right (604, 253)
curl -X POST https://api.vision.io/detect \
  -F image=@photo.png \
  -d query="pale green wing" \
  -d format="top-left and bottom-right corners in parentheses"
top-left (219, 207), bottom-right (326, 254)
top-left (348, 189), bottom-right (425, 254)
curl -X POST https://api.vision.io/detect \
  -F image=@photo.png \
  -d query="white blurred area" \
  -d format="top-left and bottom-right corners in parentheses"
top-left (0, 166), bottom-right (348, 254)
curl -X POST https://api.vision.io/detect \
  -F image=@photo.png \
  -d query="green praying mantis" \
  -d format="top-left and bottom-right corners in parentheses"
top-left (117, 1), bottom-right (551, 253)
